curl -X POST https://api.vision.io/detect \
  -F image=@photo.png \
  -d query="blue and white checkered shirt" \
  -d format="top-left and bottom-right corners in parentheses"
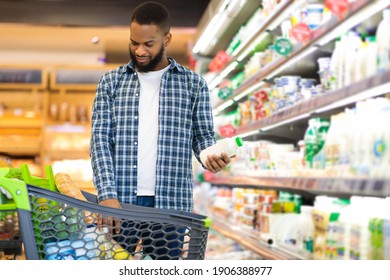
top-left (90, 58), bottom-right (215, 212)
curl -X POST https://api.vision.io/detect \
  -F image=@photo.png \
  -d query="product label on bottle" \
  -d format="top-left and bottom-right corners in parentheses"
top-left (373, 139), bottom-right (386, 159)
top-left (304, 238), bottom-right (314, 253)
top-left (305, 133), bottom-right (317, 168)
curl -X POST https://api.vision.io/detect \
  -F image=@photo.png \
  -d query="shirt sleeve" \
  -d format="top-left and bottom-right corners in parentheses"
top-left (90, 73), bottom-right (118, 203)
top-left (192, 75), bottom-right (216, 165)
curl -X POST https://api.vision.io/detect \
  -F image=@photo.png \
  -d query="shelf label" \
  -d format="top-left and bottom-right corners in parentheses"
top-left (274, 37), bottom-right (293, 56)
top-left (291, 23), bottom-right (312, 43)
top-left (219, 124), bottom-right (236, 138)
top-left (325, 0), bottom-right (349, 19)
top-left (218, 87), bottom-right (233, 99)
top-left (203, 170), bottom-right (214, 182)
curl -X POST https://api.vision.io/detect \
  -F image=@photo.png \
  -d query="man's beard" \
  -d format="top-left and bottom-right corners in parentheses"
top-left (129, 44), bottom-right (165, 72)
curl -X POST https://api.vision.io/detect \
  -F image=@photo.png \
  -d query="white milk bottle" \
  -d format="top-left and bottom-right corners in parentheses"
top-left (200, 137), bottom-right (244, 166)
top-left (377, 9), bottom-right (390, 72)
top-left (296, 205), bottom-right (315, 257)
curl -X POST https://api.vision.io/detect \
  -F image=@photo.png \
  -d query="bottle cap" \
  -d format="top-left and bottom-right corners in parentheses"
top-left (235, 137), bottom-right (244, 147)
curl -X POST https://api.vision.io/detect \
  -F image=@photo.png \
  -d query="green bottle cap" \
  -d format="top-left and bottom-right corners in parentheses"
top-left (235, 137), bottom-right (244, 147)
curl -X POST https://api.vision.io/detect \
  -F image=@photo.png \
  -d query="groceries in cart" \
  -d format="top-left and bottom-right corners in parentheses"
top-left (0, 189), bottom-right (20, 239)
top-left (0, 180), bottom-right (22, 259)
top-left (0, 164), bottom-right (210, 260)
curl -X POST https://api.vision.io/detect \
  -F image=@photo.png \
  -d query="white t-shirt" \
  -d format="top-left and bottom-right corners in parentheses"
top-left (136, 65), bottom-right (169, 196)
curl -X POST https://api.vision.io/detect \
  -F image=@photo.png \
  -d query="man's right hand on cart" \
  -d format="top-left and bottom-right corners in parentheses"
top-left (98, 199), bottom-right (121, 234)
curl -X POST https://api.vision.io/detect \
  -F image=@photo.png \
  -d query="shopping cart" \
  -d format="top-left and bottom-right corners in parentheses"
top-left (0, 165), bottom-right (211, 260)
top-left (0, 164), bottom-right (58, 259)
top-left (0, 164), bottom-right (57, 259)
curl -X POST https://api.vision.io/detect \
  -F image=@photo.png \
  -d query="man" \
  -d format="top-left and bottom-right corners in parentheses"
top-left (90, 1), bottom-right (230, 259)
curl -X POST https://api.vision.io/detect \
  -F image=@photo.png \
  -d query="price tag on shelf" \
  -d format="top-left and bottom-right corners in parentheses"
top-left (274, 37), bottom-right (293, 56)
top-left (219, 124), bottom-right (236, 138)
top-left (202, 170), bottom-right (214, 182)
top-left (325, 0), bottom-right (350, 19)
top-left (291, 23), bottom-right (312, 43)
top-left (217, 87), bottom-right (233, 99)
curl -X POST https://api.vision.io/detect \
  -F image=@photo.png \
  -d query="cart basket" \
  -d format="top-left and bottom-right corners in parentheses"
top-left (1, 178), bottom-right (211, 260)
top-left (0, 203), bottom-right (22, 258)
top-left (0, 165), bottom-right (56, 258)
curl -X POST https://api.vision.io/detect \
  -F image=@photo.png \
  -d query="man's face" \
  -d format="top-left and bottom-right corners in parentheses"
top-left (129, 22), bottom-right (171, 72)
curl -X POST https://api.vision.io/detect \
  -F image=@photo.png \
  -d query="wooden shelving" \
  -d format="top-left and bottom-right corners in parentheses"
top-left (0, 64), bottom-right (105, 178)
top-left (50, 65), bottom-right (117, 90)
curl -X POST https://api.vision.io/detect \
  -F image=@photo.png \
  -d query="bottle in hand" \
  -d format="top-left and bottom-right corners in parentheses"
top-left (200, 137), bottom-right (244, 166)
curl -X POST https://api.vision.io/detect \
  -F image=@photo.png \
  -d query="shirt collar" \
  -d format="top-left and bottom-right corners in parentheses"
top-left (124, 57), bottom-right (181, 74)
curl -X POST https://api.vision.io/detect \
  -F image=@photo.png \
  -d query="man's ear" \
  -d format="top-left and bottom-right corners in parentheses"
top-left (164, 32), bottom-right (172, 47)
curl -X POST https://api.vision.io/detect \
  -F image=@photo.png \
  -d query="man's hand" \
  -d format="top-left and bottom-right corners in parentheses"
top-left (98, 199), bottom-right (121, 234)
top-left (205, 153), bottom-right (231, 173)
top-left (99, 199), bottom-right (121, 209)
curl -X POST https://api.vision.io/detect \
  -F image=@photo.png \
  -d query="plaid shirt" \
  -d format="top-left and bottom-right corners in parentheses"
top-left (90, 58), bottom-right (215, 212)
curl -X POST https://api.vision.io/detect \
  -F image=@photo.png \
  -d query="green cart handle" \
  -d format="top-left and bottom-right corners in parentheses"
top-left (0, 177), bottom-right (30, 211)
top-left (0, 164), bottom-right (56, 192)
top-left (0, 163), bottom-right (57, 211)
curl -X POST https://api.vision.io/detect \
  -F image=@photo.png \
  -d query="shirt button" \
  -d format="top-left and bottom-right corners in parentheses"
top-left (134, 141), bottom-right (138, 146)
top-left (134, 116), bottom-right (138, 120)
top-left (135, 93), bottom-right (139, 97)
top-left (133, 165), bottom-right (137, 169)
top-left (134, 190), bottom-right (137, 194)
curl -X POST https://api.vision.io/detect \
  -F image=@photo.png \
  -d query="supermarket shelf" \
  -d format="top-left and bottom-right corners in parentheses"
top-left (49, 65), bottom-right (117, 90)
top-left (0, 146), bottom-right (40, 156)
top-left (43, 150), bottom-right (90, 159)
top-left (234, 69), bottom-right (390, 136)
top-left (212, 219), bottom-right (304, 260)
top-left (0, 65), bottom-right (48, 89)
top-left (207, 0), bottom-right (294, 88)
top-left (0, 116), bottom-right (43, 129)
top-left (213, 0), bottom-right (379, 112)
top-left (46, 121), bottom-right (91, 127)
top-left (207, 174), bottom-right (390, 198)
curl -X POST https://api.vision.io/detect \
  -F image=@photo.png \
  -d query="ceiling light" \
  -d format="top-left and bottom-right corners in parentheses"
top-left (91, 36), bottom-right (100, 44)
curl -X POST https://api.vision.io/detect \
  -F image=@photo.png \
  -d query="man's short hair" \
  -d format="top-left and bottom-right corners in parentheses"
top-left (131, 1), bottom-right (171, 34)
